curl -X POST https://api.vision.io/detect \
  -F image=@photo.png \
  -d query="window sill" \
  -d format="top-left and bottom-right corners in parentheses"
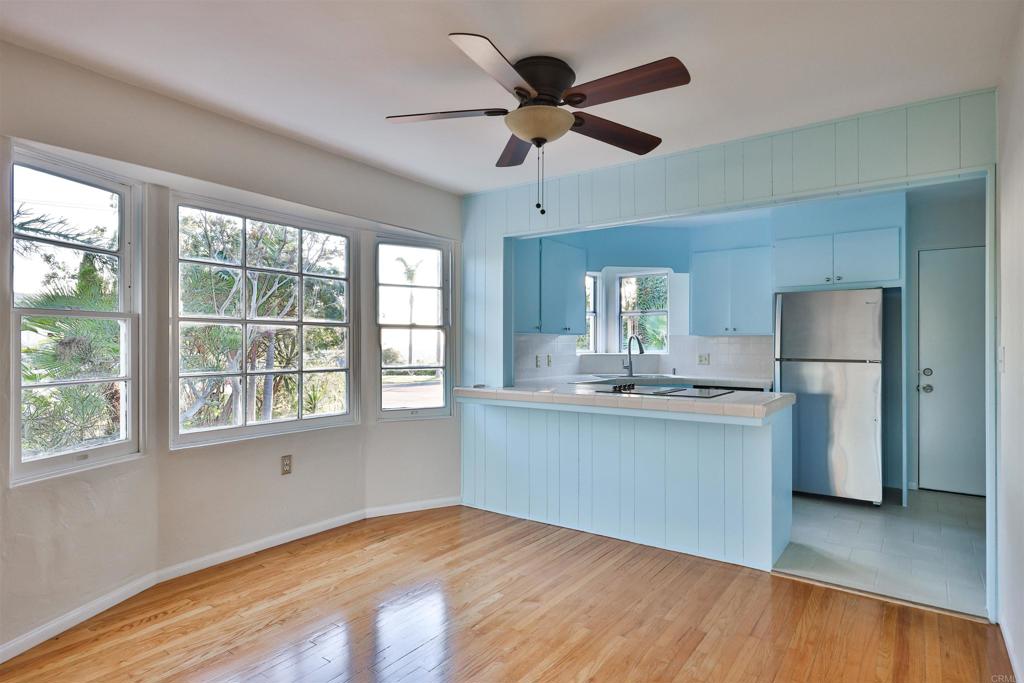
top-left (9, 450), bottom-right (149, 489)
top-left (170, 415), bottom-right (359, 451)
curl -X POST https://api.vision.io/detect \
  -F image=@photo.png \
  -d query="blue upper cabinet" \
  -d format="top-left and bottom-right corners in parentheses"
top-left (773, 227), bottom-right (902, 289)
top-left (691, 247), bottom-right (772, 336)
top-left (514, 239), bottom-right (542, 333)
top-left (540, 239), bottom-right (587, 335)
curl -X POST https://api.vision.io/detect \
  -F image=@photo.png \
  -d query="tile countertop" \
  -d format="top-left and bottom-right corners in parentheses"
top-left (454, 377), bottom-right (795, 420)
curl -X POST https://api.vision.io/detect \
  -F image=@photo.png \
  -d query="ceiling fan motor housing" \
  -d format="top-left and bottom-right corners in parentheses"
top-left (513, 56), bottom-right (576, 104)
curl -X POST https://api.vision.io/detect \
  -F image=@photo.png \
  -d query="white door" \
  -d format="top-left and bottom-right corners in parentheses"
top-left (918, 247), bottom-right (985, 495)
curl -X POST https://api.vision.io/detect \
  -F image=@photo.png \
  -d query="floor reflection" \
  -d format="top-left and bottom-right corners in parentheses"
top-left (373, 584), bottom-right (449, 680)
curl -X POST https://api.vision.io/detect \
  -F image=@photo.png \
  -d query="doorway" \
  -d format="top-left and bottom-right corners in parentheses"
top-left (918, 247), bottom-right (986, 495)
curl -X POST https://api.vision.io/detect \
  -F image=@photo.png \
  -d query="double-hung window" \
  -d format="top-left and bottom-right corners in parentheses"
top-left (577, 273), bottom-right (597, 353)
top-left (618, 273), bottom-right (669, 352)
top-left (172, 198), bottom-right (353, 446)
top-left (377, 240), bottom-right (450, 417)
top-left (10, 156), bottom-right (140, 484)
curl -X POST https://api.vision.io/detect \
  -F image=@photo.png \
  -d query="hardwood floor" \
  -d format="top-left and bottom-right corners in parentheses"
top-left (0, 506), bottom-right (1013, 682)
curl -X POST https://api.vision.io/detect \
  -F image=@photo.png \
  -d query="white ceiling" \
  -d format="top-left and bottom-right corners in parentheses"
top-left (0, 1), bottom-right (1020, 195)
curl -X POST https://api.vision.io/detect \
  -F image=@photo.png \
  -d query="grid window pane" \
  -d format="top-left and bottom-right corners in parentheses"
top-left (378, 244), bottom-right (441, 287)
top-left (14, 240), bottom-right (119, 311)
top-left (246, 373), bottom-right (298, 423)
top-left (620, 275), bottom-right (668, 312)
top-left (179, 262), bottom-right (243, 318)
top-left (303, 371), bottom-right (347, 417)
top-left (247, 220), bottom-right (299, 271)
top-left (577, 315), bottom-right (595, 352)
top-left (179, 322), bottom-right (243, 374)
top-left (378, 286), bottom-right (441, 325)
top-left (13, 164), bottom-right (120, 251)
top-left (620, 314), bottom-right (668, 352)
top-left (21, 315), bottom-right (124, 384)
top-left (178, 207), bottom-right (242, 264)
top-left (303, 326), bottom-right (347, 370)
top-left (381, 328), bottom-right (444, 368)
top-left (246, 324), bottom-right (299, 371)
top-left (302, 230), bottom-right (347, 277)
top-left (381, 369), bottom-right (444, 410)
top-left (246, 271), bottom-right (299, 320)
top-left (179, 375), bottom-right (243, 432)
top-left (303, 276), bottom-right (347, 322)
top-left (21, 381), bottom-right (126, 460)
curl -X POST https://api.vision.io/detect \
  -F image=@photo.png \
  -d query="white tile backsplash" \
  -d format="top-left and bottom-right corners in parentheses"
top-left (513, 334), bottom-right (582, 381)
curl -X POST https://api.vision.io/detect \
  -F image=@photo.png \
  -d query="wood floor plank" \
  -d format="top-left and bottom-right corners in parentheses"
top-left (0, 506), bottom-right (1014, 682)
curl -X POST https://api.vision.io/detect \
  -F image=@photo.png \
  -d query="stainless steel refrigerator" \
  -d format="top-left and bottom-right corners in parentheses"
top-left (775, 289), bottom-right (883, 504)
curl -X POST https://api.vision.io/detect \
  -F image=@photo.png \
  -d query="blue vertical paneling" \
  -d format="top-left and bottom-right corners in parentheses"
top-left (558, 412), bottom-right (580, 528)
top-left (506, 408), bottom-right (531, 517)
top-left (634, 419), bottom-right (667, 547)
top-left (907, 99), bottom-right (960, 175)
top-left (666, 152), bottom-right (698, 212)
top-left (619, 417), bottom-right (637, 541)
top-left (742, 137), bottom-right (772, 200)
top-left (542, 178), bottom-right (560, 231)
top-left (723, 426), bottom-right (745, 564)
top-left (793, 124), bottom-right (836, 192)
top-left (723, 142), bottom-right (744, 204)
top-left (528, 409), bottom-right (548, 521)
top-left (619, 165), bottom-right (636, 220)
top-left (473, 197), bottom-right (487, 388)
top-left (771, 133), bottom-right (794, 196)
top-left (484, 406), bottom-right (507, 511)
top-left (461, 406), bottom-right (477, 505)
top-left (698, 147), bottom-right (725, 207)
top-left (635, 157), bottom-right (666, 216)
top-left (665, 421), bottom-right (699, 553)
top-left (484, 193), bottom-right (505, 388)
top-left (697, 423), bottom-right (726, 558)
top-left (546, 411), bottom-right (560, 523)
top-left (591, 167), bottom-right (620, 223)
top-left (771, 411), bottom-right (794, 564)
top-left (835, 118), bottom-right (859, 187)
top-left (960, 91), bottom-right (997, 167)
top-left (742, 424), bottom-right (773, 569)
top-left (474, 405), bottom-right (486, 503)
top-left (462, 195), bottom-right (484, 386)
top-left (578, 413), bottom-right (594, 532)
top-left (578, 172), bottom-right (593, 227)
top-left (859, 108), bottom-right (908, 181)
top-left (559, 175), bottom-right (580, 227)
top-left (506, 185), bottom-right (531, 235)
top-left (591, 415), bottom-right (620, 537)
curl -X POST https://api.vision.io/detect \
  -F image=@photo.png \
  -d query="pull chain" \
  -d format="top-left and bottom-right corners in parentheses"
top-left (535, 146), bottom-right (546, 215)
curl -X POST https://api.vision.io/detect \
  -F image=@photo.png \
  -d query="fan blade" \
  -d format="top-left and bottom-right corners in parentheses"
top-left (496, 135), bottom-right (532, 167)
top-left (449, 33), bottom-right (538, 100)
top-left (387, 108), bottom-right (508, 123)
top-left (563, 57), bottom-right (690, 108)
top-left (570, 112), bottom-right (661, 155)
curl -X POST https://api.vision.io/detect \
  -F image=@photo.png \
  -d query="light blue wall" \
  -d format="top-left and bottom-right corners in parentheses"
top-left (771, 191), bottom-right (907, 240)
top-left (554, 225), bottom-right (692, 272)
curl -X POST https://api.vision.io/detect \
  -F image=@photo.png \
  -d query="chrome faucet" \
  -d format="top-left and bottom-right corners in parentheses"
top-left (623, 335), bottom-right (645, 377)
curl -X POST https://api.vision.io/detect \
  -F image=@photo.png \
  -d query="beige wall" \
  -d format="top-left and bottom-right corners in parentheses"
top-left (998, 6), bottom-right (1024, 677)
top-left (0, 41), bottom-right (462, 654)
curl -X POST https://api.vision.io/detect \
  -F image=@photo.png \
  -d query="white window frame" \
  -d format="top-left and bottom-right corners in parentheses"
top-left (8, 148), bottom-right (144, 486)
top-left (577, 272), bottom-right (600, 354)
top-left (169, 192), bottom-right (359, 449)
top-left (375, 235), bottom-right (452, 421)
top-left (612, 268), bottom-right (671, 354)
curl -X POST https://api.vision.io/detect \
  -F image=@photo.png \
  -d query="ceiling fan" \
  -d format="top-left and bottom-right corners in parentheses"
top-left (387, 33), bottom-right (691, 171)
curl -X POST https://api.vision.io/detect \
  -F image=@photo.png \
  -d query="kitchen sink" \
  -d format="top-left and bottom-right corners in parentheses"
top-left (577, 374), bottom-right (693, 387)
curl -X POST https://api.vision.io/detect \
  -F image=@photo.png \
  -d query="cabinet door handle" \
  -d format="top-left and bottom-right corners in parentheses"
top-left (835, 276), bottom-right (843, 281)
top-left (825, 277), bottom-right (832, 282)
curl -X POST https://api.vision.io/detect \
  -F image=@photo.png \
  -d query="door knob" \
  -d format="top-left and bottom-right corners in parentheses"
top-left (921, 384), bottom-right (934, 393)
top-left (922, 368), bottom-right (933, 376)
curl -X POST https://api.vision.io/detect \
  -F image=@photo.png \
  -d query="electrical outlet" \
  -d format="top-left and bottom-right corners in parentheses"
top-left (535, 355), bottom-right (540, 368)
top-left (698, 353), bottom-right (711, 366)
top-left (546, 354), bottom-right (552, 367)
top-left (281, 454), bottom-right (292, 475)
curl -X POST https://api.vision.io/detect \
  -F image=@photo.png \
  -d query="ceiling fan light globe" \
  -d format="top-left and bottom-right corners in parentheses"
top-left (504, 106), bottom-right (575, 145)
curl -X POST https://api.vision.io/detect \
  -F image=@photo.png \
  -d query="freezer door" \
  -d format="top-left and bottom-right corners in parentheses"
top-left (780, 360), bottom-right (882, 503)
top-left (776, 289), bottom-right (883, 361)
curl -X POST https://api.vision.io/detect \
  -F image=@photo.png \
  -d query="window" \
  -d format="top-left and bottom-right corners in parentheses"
top-left (10, 157), bottom-right (140, 483)
top-left (618, 273), bottom-right (669, 352)
top-left (377, 241), bottom-right (449, 416)
top-left (577, 274), bottom-right (597, 353)
top-left (172, 199), bottom-right (353, 446)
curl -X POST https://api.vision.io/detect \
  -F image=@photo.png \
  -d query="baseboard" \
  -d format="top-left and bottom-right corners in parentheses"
top-left (0, 496), bottom-right (460, 665)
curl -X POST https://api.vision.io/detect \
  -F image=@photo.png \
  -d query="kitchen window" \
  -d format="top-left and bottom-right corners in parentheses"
top-left (9, 154), bottom-right (141, 484)
top-left (172, 197), bottom-right (355, 447)
top-left (618, 273), bottom-right (669, 352)
top-left (377, 240), bottom-right (450, 418)
top-left (577, 273), bottom-right (598, 353)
